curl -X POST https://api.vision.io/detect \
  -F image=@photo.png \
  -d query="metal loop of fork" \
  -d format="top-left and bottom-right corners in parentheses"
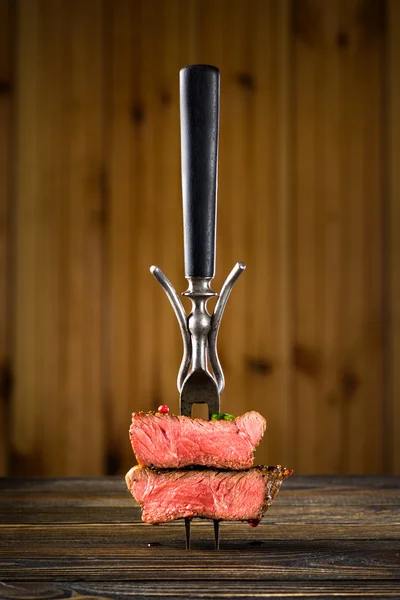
top-left (150, 266), bottom-right (192, 392)
top-left (150, 262), bottom-right (246, 394)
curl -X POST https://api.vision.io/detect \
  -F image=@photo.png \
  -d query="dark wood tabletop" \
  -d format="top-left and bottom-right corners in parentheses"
top-left (0, 475), bottom-right (399, 599)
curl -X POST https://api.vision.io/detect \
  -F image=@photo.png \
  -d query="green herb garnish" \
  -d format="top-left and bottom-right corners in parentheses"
top-left (222, 413), bottom-right (235, 421)
top-left (211, 413), bottom-right (235, 421)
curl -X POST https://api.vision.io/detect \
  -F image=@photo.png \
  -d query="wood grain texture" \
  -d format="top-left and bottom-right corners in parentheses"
top-left (388, 0), bottom-right (400, 474)
top-left (12, 0), bottom-right (40, 473)
top-left (107, 0), bottom-right (141, 475)
top-left (4, 0), bottom-right (394, 476)
top-left (0, 0), bottom-right (12, 476)
top-left (12, 0), bottom-right (105, 476)
top-left (291, 0), bottom-right (385, 474)
top-left (0, 476), bottom-right (399, 598)
top-left (1, 581), bottom-right (400, 600)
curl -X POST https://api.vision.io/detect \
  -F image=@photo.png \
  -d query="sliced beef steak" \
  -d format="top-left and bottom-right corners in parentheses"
top-left (129, 410), bottom-right (266, 470)
top-left (126, 465), bottom-right (292, 524)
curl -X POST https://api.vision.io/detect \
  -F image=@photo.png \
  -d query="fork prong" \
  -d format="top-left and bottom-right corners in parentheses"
top-left (185, 518), bottom-right (191, 550)
top-left (213, 520), bottom-right (220, 550)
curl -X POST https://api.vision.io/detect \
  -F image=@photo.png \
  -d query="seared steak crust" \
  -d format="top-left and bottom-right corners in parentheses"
top-left (126, 465), bottom-right (293, 524)
top-left (129, 410), bottom-right (266, 470)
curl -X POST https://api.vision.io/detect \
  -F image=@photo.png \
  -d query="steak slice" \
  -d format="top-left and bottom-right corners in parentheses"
top-left (129, 410), bottom-right (266, 470)
top-left (126, 465), bottom-right (293, 524)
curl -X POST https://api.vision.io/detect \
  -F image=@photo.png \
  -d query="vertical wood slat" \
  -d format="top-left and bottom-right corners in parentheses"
top-left (340, 0), bottom-right (384, 474)
top-left (292, 0), bottom-right (384, 474)
top-left (37, 0), bottom-right (63, 476)
top-left (248, 0), bottom-right (293, 467)
top-left (292, 0), bottom-right (326, 474)
top-left (135, 0), bottom-right (161, 420)
top-left (0, 0), bottom-right (12, 475)
top-left (319, 1), bottom-right (342, 474)
top-left (339, 0), bottom-right (368, 474)
top-left (354, 0), bottom-right (384, 473)
top-left (13, 0), bottom-right (40, 473)
top-left (108, 0), bottom-right (137, 474)
top-left (107, 0), bottom-right (138, 474)
top-left (13, 0), bottom-right (104, 475)
top-left (157, 0), bottom-right (181, 419)
top-left (65, 0), bottom-right (105, 475)
top-left (388, 0), bottom-right (400, 474)
top-left (220, 0), bottom-right (249, 422)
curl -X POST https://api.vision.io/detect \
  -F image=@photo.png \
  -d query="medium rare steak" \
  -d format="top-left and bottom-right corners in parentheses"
top-left (126, 465), bottom-right (292, 524)
top-left (129, 411), bottom-right (266, 470)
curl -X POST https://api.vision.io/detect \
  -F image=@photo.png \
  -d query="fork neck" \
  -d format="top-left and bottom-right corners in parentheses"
top-left (183, 278), bottom-right (217, 372)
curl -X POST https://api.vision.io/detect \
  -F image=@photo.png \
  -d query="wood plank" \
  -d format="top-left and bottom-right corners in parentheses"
top-left (63, 0), bottom-right (105, 475)
top-left (0, 0), bottom-right (12, 476)
top-left (2, 504), bottom-right (400, 526)
top-left (338, 0), bottom-right (366, 474)
top-left (0, 581), bottom-right (399, 600)
top-left (107, 0), bottom-right (136, 474)
top-left (219, 0), bottom-right (250, 420)
top-left (156, 0), bottom-right (184, 418)
top-left (2, 580), bottom-right (400, 600)
top-left (12, 0), bottom-right (41, 474)
top-left (358, 0), bottom-right (384, 473)
top-left (292, 0), bottom-right (385, 474)
top-left (135, 0), bottom-right (163, 423)
top-left (316, 0), bottom-right (343, 474)
top-left (36, 0), bottom-right (66, 475)
top-left (341, 0), bottom-right (384, 474)
top-left (2, 519), bottom-right (400, 541)
top-left (246, 0), bottom-right (293, 468)
top-left (292, 0), bottom-right (325, 474)
top-left (13, 0), bottom-right (105, 475)
top-left (0, 536), bottom-right (398, 581)
top-left (277, 0), bottom-right (294, 469)
top-left (388, 0), bottom-right (400, 474)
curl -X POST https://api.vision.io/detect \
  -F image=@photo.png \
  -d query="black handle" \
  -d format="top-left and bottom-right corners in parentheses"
top-left (180, 65), bottom-right (220, 279)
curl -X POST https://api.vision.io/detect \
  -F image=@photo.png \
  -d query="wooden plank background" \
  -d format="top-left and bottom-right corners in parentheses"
top-left (0, 0), bottom-right (396, 476)
top-left (388, 0), bottom-right (400, 475)
top-left (0, 0), bottom-right (12, 477)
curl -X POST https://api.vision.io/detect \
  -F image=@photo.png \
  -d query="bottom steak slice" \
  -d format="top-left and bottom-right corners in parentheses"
top-left (125, 465), bottom-right (293, 524)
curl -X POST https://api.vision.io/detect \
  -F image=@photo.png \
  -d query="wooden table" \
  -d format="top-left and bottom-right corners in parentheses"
top-left (0, 476), bottom-right (399, 599)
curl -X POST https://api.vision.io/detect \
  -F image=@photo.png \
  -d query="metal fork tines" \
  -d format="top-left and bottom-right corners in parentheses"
top-left (185, 518), bottom-right (191, 550)
top-left (185, 518), bottom-right (221, 550)
top-left (213, 520), bottom-right (220, 550)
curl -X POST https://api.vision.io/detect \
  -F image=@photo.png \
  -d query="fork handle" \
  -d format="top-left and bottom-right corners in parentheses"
top-left (180, 65), bottom-right (220, 279)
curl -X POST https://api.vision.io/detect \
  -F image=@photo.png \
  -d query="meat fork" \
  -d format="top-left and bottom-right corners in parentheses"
top-left (151, 66), bottom-right (245, 549)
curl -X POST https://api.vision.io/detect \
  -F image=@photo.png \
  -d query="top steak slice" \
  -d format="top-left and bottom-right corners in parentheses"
top-left (126, 464), bottom-right (293, 524)
top-left (129, 410), bottom-right (266, 470)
